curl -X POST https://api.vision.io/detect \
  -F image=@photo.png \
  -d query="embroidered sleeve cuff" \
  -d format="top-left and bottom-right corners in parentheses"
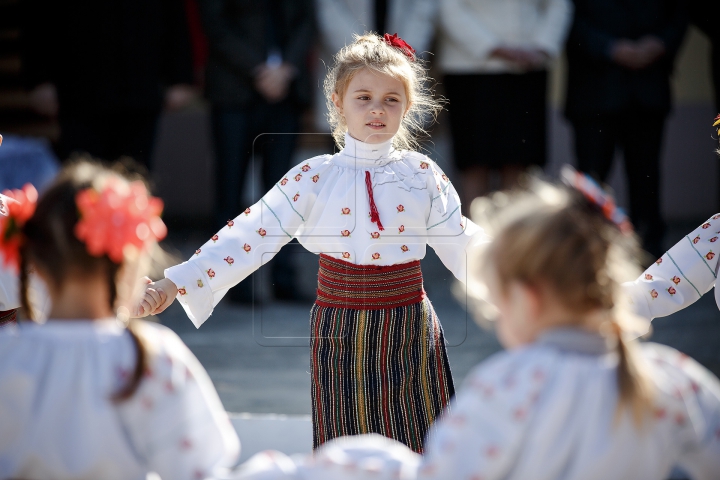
top-left (165, 261), bottom-right (216, 329)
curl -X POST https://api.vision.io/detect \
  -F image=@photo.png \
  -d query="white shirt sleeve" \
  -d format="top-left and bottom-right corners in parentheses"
top-left (118, 324), bottom-right (240, 480)
top-left (642, 344), bottom-right (720, 480)
top-left (424, 159), bottom-right (490, 283)
top-left (624, 214), bottom-right (719, 321)
top-left (439, 0), bottom-right (500, 60)
top-left (165, 159), bottom-right (326, 328)
top-left (532, 0), bottom-right (573, 57)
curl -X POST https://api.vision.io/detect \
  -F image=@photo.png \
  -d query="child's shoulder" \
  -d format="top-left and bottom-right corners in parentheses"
top-left (290, 154), bottom-right (334, 172)
top-left (133, 321), bottom-right (196, 372)
top-left (461, 345), bottom-right (559, 396)
top-left (640, 342), bottom-right (720, 398)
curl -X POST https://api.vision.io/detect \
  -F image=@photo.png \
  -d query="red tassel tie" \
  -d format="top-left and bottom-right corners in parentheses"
top-left (365, 171), bottom-right (384, 231)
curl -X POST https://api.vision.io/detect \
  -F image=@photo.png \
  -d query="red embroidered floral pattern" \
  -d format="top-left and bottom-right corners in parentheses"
top-left (371, 232), bottom-right (380, 239)
top-left (178, 287), bottom-right (187, 295)
top-left (243, 243), bottom-right (251, 253)
top-left (280, 178), bottom-right (288, 186)
top-left (195, 248), bottom-right (201, 256)
top-left (693, 236), bottom-right (701, 244)
top-left (211, 234), bottom-right (219, 243)
top-left (342, 252), bottom-right (350, 259)
top-left (293, 193), bottom-right (300, 202)
top-left (341, 230), bottom-right (351, 237)
top-left (301, 164), bottom-right (311, 172)
top-left (224, 256), bottom-right (234, 265)
top-left (257, 228), bottom-right (266, 237)
top-left (398, 225), bottom-right (405, 233)
top-left (667, 286), bottom-right (676, 295)
top-left (372, 252), bottom-right (380, 260)
top-left (312, 174), bottom-right (319, 183)
top-left (671, 276), bottom-right (681, 285)
top-left (206, 268), bottom-right (215, 278)
top-left (294, 174), bottom-right (302, 182)
top-left (244, 207), bottom-right (251, 215)
top-left (197, 279), bottom-right (204, 288)
top-left (397, 204), bottom-right (405, 212)
top-left (401, 245), bottom-right (409, 252)
top-left (341, 207), bottom-right (351, 215)
top-left (650, 289), bottom-right (658, 299)
top-left (706, 251), bottom-right (715, 260)
top-left (227, 219), bottom-right (234, 228)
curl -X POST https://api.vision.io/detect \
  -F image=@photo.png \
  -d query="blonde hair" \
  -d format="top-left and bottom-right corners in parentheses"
top-left (469, 179), bottom-right (654, 426)
top-left (323, 32), bottom-right (442, 151)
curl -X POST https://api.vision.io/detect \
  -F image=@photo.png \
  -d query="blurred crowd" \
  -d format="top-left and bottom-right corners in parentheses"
top-left (1, 0), bottom-right (719, 269)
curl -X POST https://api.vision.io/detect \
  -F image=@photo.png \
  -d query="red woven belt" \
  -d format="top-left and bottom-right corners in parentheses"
top-left (315, 254), bottom-right (426, 310)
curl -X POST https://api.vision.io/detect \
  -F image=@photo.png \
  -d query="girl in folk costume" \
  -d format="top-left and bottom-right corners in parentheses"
top-left (136, 33), bottom-right (489, 453)
top-left (418, 173), bottom-right (720, 480)
top-left (0, 161), bottom-right (239, 480)
top-left (625, 115), bottom-right (720, 324)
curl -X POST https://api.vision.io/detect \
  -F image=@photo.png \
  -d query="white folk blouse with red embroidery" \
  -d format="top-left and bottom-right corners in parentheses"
top-left (0, 319), bottom-right (240, 480)
top-left (214, 330), bottom-right (720, 479)
top-left (624, 214), bottom-right (720, 322)
top-left (165, 133), bottom-right (489, 328)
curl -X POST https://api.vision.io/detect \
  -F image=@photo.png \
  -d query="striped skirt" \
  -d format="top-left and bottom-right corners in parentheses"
top-left (310, 254), bottom-right (454, 453)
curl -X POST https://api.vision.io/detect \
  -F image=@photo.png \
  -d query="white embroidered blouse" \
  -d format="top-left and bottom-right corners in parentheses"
top-left (165, 133), bottom-right (488, 328)
top-left (0, 319), bottom-right (240, 480)
top-left (625, 214), bottom-right (720, 321)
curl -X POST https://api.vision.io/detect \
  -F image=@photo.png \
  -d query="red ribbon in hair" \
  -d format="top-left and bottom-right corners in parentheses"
top-left (365, 171), bottom-right (384, 231)
top-left (383, 33), bottom-right (416, 61)
top-left (0, 184), bottom-right (38, 272)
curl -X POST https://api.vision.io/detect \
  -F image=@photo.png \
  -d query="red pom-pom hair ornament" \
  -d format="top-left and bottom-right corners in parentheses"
top-left (383, 33), bottom-right (416, 61)
top-left (0, 184), bottom-right (38, 272)
top-left (74, 178), bottom-right (167, 263)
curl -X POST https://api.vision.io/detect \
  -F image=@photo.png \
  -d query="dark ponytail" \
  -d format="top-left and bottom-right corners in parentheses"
top-left (20, 159), bottom-right (151, 402)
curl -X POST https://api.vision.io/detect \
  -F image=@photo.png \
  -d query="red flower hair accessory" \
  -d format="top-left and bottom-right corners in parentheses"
top-left (560, 165), bottom-right (633, 234)
top-left (0, 184), bottom-right (38, 272)
top-left (383, 33), bottom-right (416, 61)
top-left (75, 178), bottom-right (167, 263)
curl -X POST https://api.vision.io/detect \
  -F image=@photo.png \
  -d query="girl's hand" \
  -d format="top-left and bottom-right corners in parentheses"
top-left (133, 277), bottom-right (178, 318)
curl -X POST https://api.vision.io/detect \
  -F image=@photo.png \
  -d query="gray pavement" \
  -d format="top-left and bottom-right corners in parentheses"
top-left (155, 224), bottom-right (720, 416)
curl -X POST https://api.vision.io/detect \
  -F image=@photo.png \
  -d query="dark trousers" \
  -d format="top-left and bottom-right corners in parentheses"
top-left (571, 108), bottom-right (667, 257)
top-left (57, 108), bottom-right (159, 170)
top-left (211, 99), bottom-right (300, 297)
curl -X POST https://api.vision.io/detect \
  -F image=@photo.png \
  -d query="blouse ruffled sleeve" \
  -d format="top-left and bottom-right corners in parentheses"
top-left (422, 157), bottom-right (490, 283)
top-left (624, 214), bottom-right (719, 321)
top-left (118, 323), bottom-right (240, 480)
top-left (165, 156), bottom-right (330, 328)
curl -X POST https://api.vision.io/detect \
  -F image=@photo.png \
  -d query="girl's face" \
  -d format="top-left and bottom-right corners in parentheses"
top-left (332, 68), bottom-right (410, 144)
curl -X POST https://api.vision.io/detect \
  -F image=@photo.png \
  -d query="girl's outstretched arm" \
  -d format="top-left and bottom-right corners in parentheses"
top-left (423, 156), bottom-right (490, 283)
top-left (139, 156), bottom-right (329, 327)
top-left (624, 214), bottom-right (720, 321)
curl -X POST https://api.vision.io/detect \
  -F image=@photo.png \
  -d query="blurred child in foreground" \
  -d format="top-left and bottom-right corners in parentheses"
top-left (0, 160), bottom-right (239, 479)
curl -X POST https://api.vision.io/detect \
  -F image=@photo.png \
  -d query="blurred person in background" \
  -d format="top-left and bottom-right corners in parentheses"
top-left (313, 0), bottom-right (438, 132)
top-left (687, 0), bottom-right (720, 211)
top-left (437, 0), bottom-right (573, 208)
top-left (564, 0), bottom-right (687, 258)
top-left (21, 0), bottom-right (196, 171)
top-left (198, 0), bottom-right (315, 303)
